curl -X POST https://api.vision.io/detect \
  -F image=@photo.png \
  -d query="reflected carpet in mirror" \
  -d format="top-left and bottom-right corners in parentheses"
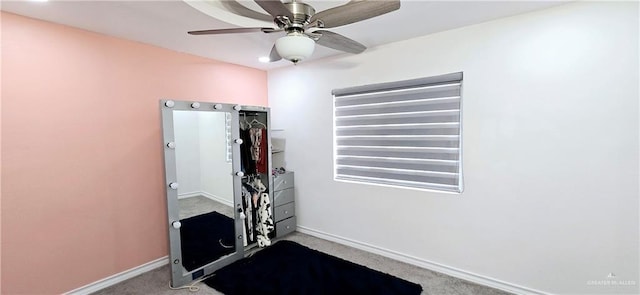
top-left (205, 240), bottom-right (422, 295)
top-left (180, 211), bottom-right (235, 272)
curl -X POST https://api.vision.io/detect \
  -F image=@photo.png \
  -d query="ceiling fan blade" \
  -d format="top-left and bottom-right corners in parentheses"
top-left (310, 0), bottom-right (400, 29)
top-left (269, 45), bottom-right (282, 62)
top-left (254, 0), bottom-right (293, 20)
top-left (221, 0), bottom-right (273, 22)
top-left (188, 27), bottom-right (277, 35)
top-left (314, 30), bottom-right (366, 54)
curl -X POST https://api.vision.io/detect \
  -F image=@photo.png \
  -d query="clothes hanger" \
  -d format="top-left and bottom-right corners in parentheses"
top-left (241, 113), bottom-right (251, 130)
top-left (249, 117), bottom-right (266, 129)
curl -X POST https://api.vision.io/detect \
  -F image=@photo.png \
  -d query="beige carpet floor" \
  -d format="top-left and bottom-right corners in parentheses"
top-left (93, 232), bottom-right (511, 295)
top-left (179, 196), bottom-right (233, 220)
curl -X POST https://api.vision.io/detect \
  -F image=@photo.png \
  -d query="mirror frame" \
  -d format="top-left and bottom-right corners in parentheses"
top-left (160, 100), bottom-right (248, 287)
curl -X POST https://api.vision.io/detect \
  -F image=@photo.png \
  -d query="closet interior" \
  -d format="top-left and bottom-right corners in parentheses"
top-left (238, 110), bottom-right (275, 246)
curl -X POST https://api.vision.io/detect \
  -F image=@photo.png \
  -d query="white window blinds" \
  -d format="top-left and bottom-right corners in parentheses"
top-left (333, 72), bottom-right (463, 193)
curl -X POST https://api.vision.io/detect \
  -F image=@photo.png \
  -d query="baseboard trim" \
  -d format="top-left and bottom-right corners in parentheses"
top-left (177, 191), bottom-right (201, 199)
top-left (178, 191), bottom-right (233, 207)
top-left (65, 256), bottom-right (169, 295)
top-left (201, 191), bottom-right (234, 207)
top-left (297, 226), bottom-right (547, 295)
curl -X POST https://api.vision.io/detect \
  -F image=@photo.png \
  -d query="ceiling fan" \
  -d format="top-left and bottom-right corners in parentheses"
top-left (188, 0), bottom-right (401, 64)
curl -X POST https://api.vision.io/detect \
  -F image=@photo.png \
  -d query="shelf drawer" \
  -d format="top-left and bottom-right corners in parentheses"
top-left (274, 202), bottom-right (295, 222)
top-left (276, 216), bottom-right (296, 237)
top-left (273, 188), bottom-right (294, 207)
top-left (273, 172), bottom-right (294, 191)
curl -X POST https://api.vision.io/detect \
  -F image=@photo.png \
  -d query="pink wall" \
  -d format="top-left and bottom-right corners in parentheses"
top-left (1, 12), bottom-right (267, 294)
top-left (0, 12), bottom-right (4, 295)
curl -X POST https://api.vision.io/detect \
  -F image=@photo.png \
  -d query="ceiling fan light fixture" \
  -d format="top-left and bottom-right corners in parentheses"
top-left (275, 32), bottom-right (315, 64)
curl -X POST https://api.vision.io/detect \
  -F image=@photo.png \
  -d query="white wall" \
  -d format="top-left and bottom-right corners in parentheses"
top-left (199, 112), bottom-right (234, 203)
top-left (174, 111), bottom-right (233, 203)
top-left (268, 2), bottom-right (639, 294)
top-left (174, 110), bottom-right (201, 196)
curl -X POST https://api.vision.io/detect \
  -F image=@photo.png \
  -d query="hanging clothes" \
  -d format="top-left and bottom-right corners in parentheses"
top-left (240, 128), bottom-right (256, 175)
top-left (241, 185), bottom-right (255, 246)
top-left (256, 128), bottom-right (268, 174)
top-left (239, 113), bottom-right (272, 247)
top-left (249, 127), bottom-right (262, 162)
top-left (242, 176), bottom-right (271, 247)
top-left (255, 192), bottom-right (274, 247)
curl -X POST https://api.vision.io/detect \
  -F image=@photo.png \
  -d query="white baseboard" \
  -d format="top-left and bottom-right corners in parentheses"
top-left (201, 191), bottom-right (234, 207)
top-left (296, 226), bottom-right (547, 295)
top-left (177, 191), bottom-right (201, 199)
top-left (178, 191), bottom-right (233, 207)
top-left (65, 256), bottom-right (168, 295)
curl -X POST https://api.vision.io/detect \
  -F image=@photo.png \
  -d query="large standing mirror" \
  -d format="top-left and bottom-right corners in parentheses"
top-left (161, 101), bottom-right (244, 287)
top-left (161, 100), bottom-right (273, 288)
top-left (173, 110), bottom-right (235, 269)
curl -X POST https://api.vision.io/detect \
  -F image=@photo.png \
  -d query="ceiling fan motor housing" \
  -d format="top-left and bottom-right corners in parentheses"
top-left (277, 2), bottom-right (315, 32)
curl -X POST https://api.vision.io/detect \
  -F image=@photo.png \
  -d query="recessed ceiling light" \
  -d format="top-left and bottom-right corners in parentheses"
top-left (258, 56), bottom-right (270, 63)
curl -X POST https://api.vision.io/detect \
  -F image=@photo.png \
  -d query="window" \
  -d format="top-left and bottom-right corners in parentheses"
top-left (333, 72), bottom-right (463, 193)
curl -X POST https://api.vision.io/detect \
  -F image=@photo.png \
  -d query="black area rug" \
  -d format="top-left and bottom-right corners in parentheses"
top-left (180, 211), bottom-right (235, 272)
top-left (205, 240), bottom-right (423, 295)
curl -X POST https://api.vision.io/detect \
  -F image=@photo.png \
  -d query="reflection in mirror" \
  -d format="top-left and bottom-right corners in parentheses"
top-left (172, 110), bottom-right (235, 273)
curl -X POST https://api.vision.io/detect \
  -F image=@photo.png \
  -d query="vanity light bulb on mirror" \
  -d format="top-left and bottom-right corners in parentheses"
top-left (166, 142), bottom-right (176, 149)
top-left (191, 102), bottom-right (200, 109)
top-left (169, 182), bottom-right (179, 189)
top-left (234, 138), bottom-right (243, 144)
top-left (213, 104), bottom-right (222, 110)
top-left (233, 105), bottom-right (241, 111)
top-left (165, 100), bottom-right (175, 108)
top-left (235, 171), bottom-right (244, 177)
top-left (172, 221), bottom-right (182, 229)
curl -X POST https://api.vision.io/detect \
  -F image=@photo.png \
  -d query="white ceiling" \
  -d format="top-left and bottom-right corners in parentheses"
top-left (1, 0), bottom-right (567, 70)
